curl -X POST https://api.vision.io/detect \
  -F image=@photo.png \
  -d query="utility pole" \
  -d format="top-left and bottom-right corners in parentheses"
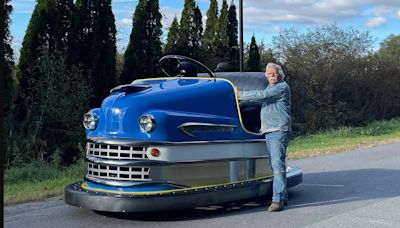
top-left (239, 0), bottom-right (244, 72)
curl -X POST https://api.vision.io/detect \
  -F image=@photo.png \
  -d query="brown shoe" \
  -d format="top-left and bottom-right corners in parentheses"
top-left (267, 202), bottom-right (284, 212)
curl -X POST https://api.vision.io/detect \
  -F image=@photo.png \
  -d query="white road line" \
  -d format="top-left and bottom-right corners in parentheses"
top-left (289, 197), bottom-right (361, 208)
top-left (300, 183), bottom-right (345, 187)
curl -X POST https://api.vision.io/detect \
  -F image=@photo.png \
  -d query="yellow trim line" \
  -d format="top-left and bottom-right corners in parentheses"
top-left (82, 175), bottom-right (273, 195)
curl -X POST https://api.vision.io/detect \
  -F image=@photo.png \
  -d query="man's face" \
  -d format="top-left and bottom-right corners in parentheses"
top-left (266, 66), bottom-right (279, 85)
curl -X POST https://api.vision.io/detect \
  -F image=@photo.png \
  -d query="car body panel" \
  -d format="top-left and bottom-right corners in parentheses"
top-left (86, 77), bottom-right (262, 142)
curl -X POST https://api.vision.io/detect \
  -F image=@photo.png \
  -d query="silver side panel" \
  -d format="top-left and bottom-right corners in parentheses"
top-left (145, 142), bottom-right (267, 162)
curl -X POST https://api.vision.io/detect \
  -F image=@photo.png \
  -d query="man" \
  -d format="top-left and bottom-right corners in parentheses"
top-left (238, 63), bottom-right (291, 212)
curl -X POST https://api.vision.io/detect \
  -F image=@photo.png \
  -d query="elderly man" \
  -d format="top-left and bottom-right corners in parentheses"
top-left (238, 63), bottom-right (291, 212)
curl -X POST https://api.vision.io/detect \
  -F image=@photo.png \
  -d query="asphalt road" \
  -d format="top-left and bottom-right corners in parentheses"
top-left (5, 142), bottom-right (400, 228)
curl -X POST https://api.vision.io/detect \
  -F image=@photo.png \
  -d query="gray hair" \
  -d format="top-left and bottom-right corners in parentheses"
top-left (266, 62), bottom-right (285, 79)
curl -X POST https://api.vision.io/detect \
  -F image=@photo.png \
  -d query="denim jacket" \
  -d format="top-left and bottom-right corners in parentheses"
top-left (238, 80), bottom-right (291, 134)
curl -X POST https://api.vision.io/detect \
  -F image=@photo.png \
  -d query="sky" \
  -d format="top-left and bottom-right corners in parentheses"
top-left (10, 0), bottom-right (400, 59)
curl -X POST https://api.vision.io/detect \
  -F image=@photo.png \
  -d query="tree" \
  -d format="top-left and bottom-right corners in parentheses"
top-left (194, 6), bottom-right (203, 57)
top-left (378, 34), bottom-right (400, 63)
top-left (273, 25), bottom-right (375, 132)
top-left (3, 0), bottom-right (15, 113)
top-left (202, 0), bottom-right (218, 56)
top-left (259, 42), bottom-right (276, 67)
top-left (15, 0), bottom-right (75, 122)
top-left (120, 0), bottom-right (162, 84)
top-left (227, 1), bottom-right (239, 70)
top-left (3, 0), bottom-right (16, 167)
top-left (116, 51), bottom-right (125, 78)
top-left (373, 35), bottom-right (400, 119)
top-left (176, 0), bottom-right (203, 60)
top-left (164, 17), bottom-right (180, 55)
top-left (247, 35), bottom-right (261, 71)
top-left (74, 0), bottom-right (117, 107)
top-left (8, 49), bottom-right (91, 166)
top-left (214, 0), bottom-right (229, 62)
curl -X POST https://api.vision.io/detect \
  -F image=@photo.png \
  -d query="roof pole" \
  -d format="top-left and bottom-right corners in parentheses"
top-left (239, 0), bottom-right (244, 72)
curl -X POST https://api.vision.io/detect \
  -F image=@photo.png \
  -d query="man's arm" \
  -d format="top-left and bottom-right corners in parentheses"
top-left (238, 83), bottom-right (286, 102)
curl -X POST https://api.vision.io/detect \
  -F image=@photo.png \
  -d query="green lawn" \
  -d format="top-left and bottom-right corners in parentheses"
top-left (4, 160), bottom-right (85, 205)
top-left (288, 118), bottom-right (400, 159)
top-left (4, 118), bottom-right (400, 205)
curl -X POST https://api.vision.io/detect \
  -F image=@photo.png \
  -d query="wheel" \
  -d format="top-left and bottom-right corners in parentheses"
top-left (159, 55), bottom-right (215, 78)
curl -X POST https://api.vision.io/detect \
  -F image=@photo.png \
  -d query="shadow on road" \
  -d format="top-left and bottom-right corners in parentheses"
top-left (94, 196), bottom-right (269, 221)
top-left (288, 168), bottom-right (400, 209)
top-left (93, 168), bottom-right (400, 221)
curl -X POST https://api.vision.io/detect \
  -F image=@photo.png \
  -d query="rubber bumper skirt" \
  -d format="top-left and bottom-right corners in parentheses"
top-left (64, 167), bottom-right (302, 212)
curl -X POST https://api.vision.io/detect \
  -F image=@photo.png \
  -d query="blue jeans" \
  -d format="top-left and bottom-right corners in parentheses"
top-left (265, 131), bottom-right (289, 202)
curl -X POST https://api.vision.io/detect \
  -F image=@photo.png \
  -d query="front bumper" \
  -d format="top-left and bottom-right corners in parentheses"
top-left (64, 167), bottom-right (302, 212)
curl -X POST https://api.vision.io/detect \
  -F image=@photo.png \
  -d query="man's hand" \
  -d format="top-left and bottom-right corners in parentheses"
top-left (234, 87), bottom-right (243, 101)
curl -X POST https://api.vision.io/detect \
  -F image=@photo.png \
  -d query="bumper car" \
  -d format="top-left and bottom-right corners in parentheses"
top-left (64, 55), bottom-right (302, 212)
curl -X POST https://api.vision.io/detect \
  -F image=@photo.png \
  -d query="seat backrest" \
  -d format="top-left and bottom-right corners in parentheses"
top-left (213, 72), bottom-right (265, 133)
top-left (213, 72), bottom-right (268, 91)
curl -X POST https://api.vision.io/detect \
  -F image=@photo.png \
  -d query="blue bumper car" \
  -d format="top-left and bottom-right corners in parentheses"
top-left (64, 55), bottom-right (302, 212)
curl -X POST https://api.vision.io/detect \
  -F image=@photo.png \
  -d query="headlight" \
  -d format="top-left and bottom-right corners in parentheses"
top-left (139, 115), bottom-right (156, 133)
top-left (83, 113), bottom-right (98, 130)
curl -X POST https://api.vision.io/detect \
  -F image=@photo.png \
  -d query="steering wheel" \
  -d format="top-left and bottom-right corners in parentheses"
top-left (159, 55), bottom-right (215, 78)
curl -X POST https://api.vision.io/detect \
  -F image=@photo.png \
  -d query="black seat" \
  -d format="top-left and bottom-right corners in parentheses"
top-left (214, 72), bottom-right (267, 133)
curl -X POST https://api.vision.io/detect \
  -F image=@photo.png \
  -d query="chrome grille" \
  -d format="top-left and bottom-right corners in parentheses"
top-left (85, 142), bottom-right (151, 182)
top-left (87, 162), bottom-right (151, 181)
top-left (86, 142), bottom-right (147, 160)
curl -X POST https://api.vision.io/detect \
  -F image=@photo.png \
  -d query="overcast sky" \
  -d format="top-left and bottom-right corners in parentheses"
top-left (10, 0), bottom-right (400, 58)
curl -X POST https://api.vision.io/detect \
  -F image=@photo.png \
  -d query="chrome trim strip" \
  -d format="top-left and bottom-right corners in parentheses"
top-left (110, 83), bottom-right (151, 93)
top-left (178, 122), bottom-right (238, 137)
top-left (179, 128), bottom-right (195, 137)
top-left (178, 122), bottom-right (238, 128)
top-left (166, 155), bottom-right (269, 164)
top-left (84, 175), bottom-right (190, 188)
top-left (86, 155), bottom-right (269, 166)
top-left (86, 156), bottom-right (165, 166)
top-left (87, 137), bottom-right (265, 146)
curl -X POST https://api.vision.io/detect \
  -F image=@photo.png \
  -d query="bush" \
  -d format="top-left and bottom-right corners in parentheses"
top-left (5, 48), bottom-right (91, 168)
top-left (273, 26), bottom-right (400, 133)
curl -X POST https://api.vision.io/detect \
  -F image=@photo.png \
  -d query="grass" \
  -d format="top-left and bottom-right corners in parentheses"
top-left (4, 160), bottom-right (85, 206)
top-left (288, 118), bottom-right (400, 159)
top-left (4, 118), bottom-right (400, 205)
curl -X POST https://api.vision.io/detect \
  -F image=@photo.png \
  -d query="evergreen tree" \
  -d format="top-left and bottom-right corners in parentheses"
top-left (261, 47), bottom-right (276, 66)
top-left (74, 0), bottom-right (117, 107)
top-left (164, 17), bottom-right (180, 55)
top-left (176, 0), bottom-right (203, 60)
top-left (3, 0), bottom-right (15, 112)
top-left (227, 2), bottom-right (239, 70)
top-left (15, 0), bottom-right (75, 122)
top-left (202, 0), bottom-right (218, 55)
top-left (214, 0), bottom-right (229, 61)
top-left (247, 35), bottom-right (261, 71)
top-left (194, 6), bottom-right (203, 54)
top-left (3, 0), bottom-right (16, 167)
top-left (120, 0), bottom-right (162, 84)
